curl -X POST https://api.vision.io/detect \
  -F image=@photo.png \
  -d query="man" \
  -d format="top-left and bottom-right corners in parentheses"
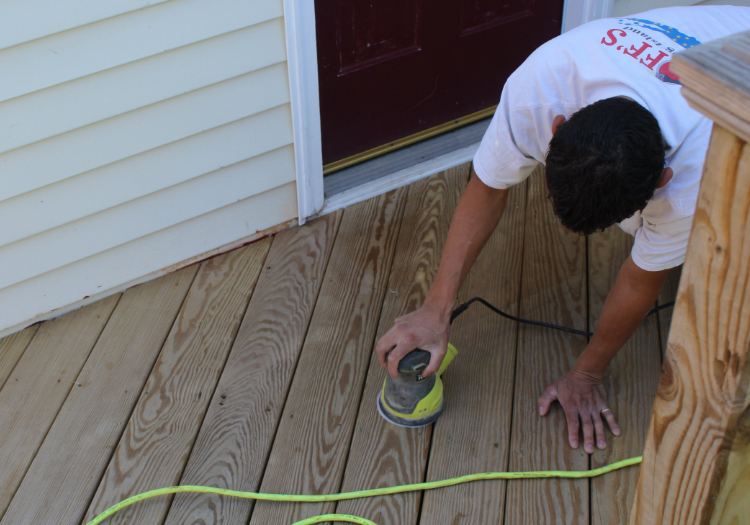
top-left (375, 6), bottom-right (750, 455)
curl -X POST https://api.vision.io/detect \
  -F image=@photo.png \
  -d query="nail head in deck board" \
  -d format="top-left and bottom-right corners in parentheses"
top-left (629, 127), bottom-right (750, 525)
top-left (248, 189), bottom-right (407, 525)
top-left (0, 295), bottom-right (119, 519)
top-left (419, 179), bottom-right (527, 525)
top-left (82, 238), bottom-right (272, 525)
top-left (505, 168), bottom-right (589, 524)
top-left (0, 266), bottom-right (197, 525)
top-left (0, 325), bottom-right (39, 390)
top-left (587, 227), bottom-right (661, 525)
top-left (163, 213), bottom-right (341, 525)
top-left (334, 166), bottom-right (468, 525)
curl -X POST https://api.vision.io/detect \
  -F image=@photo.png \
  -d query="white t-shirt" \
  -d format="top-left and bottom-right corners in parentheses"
top-left (474, 6), bottom-right (750, 271)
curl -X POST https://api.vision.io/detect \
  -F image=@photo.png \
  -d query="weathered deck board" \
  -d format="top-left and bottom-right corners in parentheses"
top-left (419, 179), bottom-right (528, 524)
top-left (248, 189), bottom-right (407, 525)
top-left (82, 238), bottom-right (272, 525)
top-left (0, 296), bottom-right (119, 519)
top-left (504, 168), bottom-right (590, 524)
top-left (162, 213), bottom-right (341, 525)
top-left (0, 266), bottom-right (197, 525)
top-left (334, 167), bottom-right (468, 525)
top-left (0, 325), bottom-right (39, 389)
top-left (587, 227), bottom-right (661, 525)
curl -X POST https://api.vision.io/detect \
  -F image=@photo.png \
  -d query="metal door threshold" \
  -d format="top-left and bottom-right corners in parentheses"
top-left (318, 118), bottom-right (491, 217)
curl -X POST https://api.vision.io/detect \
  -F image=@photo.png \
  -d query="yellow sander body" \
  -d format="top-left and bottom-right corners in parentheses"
top-left (377, 343), bottom-right (458, 427)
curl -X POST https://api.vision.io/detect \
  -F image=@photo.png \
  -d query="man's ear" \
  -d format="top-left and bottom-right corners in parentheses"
top-left (656, 167), bottom-right (673, 189)
top-left (551, 115), bottom-right (567, 136)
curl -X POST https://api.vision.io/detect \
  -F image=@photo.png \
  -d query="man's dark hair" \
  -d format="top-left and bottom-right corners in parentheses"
top-left (545, 97), bottom-right (666, 236)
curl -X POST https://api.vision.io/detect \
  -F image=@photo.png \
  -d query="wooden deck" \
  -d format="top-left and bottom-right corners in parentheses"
top-left (0, 164), bottom-right (680, 525)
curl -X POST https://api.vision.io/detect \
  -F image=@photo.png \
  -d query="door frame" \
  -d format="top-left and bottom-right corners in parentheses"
top-left (286, 0), bottom-right (614, 223)
top-left (283, 0), bottom-right (325, 224)
top-left (562, 0), bottom-right (613, 32)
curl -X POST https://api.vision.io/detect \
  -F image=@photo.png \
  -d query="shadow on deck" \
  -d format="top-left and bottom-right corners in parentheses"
top-left (0, 164), bottom-right (679, 525)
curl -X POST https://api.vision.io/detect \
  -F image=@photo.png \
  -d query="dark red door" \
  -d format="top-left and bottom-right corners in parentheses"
top-left (315, 0), bottom-right (564, 167)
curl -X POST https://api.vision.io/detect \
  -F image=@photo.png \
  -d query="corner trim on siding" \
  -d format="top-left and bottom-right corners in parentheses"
top-left (283, 0), bottom-right (324, 225)
top-left (562, 0), bottom-right (614, 32)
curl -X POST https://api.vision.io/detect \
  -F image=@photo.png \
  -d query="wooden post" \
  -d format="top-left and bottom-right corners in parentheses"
top-left (629, 31), bottom-right (750, 525)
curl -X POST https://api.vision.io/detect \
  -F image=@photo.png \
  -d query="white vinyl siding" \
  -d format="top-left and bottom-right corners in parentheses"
top-left (0, 0), bottom-right (298, 336)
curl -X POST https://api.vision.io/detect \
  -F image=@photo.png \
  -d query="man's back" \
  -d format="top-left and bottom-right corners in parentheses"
top-left (474, 5), bottom-right (750, 271)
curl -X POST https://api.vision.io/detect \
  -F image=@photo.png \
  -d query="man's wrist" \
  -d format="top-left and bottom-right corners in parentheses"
top-left (571, 344), bottom-right (612, 382)
top-left (569, 365), bottom-right (605, 384)
top-left (422, 292), bottom-right (455, 321)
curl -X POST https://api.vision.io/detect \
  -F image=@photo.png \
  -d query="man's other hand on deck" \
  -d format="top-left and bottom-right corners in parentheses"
top-left (538, 369), bottom-right (620, 454)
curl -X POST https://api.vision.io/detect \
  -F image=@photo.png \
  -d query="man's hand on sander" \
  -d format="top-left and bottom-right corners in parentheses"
top-left (538, 368), bottom-right (620, 454)
top-left (375, 303), bottom-right (451, 379)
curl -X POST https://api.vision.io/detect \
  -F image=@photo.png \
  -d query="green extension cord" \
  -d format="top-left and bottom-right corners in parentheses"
top-left (84, 455), bottom-right (641, 525)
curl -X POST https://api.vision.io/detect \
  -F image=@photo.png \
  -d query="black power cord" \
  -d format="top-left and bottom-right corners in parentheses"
top-left (449, 297), bottom-right (675, 337)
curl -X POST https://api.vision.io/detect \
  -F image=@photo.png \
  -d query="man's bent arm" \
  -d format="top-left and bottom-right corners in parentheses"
top-left (375, 170), bottom-right (510, 378)
top-left (575, 255), bottom-right (670, 380)
top-left (426, 173), bottom-right (510, 318)
top-left (539, 255), bottom-right (671, 453)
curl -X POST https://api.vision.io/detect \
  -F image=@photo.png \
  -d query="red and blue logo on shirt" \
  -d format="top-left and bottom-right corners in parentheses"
top-left (601, 18), bottom-right (702, 85)
top-left (620, 18), bottom-right (702, 49)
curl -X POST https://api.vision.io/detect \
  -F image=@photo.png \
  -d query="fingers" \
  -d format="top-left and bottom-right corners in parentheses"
top-left (580, 408), bottom-right (595, 454)
top-left (537, 375), bottom-right (621, 452)
top-left (375, 310), bottom-right (448, 376)
top-left (538, 386), bottom-right (558, 417)
top-left (592, 411), bottom-right (607, 450)
top-left (420, 342), bottom-right (448, 377)
top-left (421, 347), bottom-right (446, 377)
top-left (386, 342), bottom-right (414, 379)
top-left (374, 330), bottom-right (398, 369)
top-left (601, 407), bottom-right (621, 437)
top-left (564, 407), bottom-right (581, 449)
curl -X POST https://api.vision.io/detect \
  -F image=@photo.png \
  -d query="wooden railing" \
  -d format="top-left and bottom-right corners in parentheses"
top-left (629, 30), bottom-right (750, 525)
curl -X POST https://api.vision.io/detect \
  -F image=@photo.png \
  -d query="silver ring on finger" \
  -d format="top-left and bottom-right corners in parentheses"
top-left (601, 407), bottom-right (611, 414)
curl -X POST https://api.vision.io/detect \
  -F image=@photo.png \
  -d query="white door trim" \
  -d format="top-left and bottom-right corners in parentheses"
top-left (562, 0), bottom-right (614, 32)
top-left (283, 0), bottom-right (324, 224)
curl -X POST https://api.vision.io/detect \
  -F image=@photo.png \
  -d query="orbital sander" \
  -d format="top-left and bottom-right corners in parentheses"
top-left (377, 344), bottom-right (458, 427)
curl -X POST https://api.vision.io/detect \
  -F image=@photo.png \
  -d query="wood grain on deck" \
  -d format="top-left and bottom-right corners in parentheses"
top-left (0, 325), bottom-right (39, 389)
top-left (249, 189), bottom-right (407, 525)
top-left (505, 168), bottom-right (590, 525)
top-left (0, 166), bottom-right (662, 525)
top-left (83, 239), bottom-right (272, 525)
top-left (0, 267), bottom-right (196, 525)
top-left (334, 166), bottom-right (468, 525)
top-left (587, 228), bottom-right (661, 525)
top-left (421, 179), bottom-right (528, 524)
top-left (163, 214), bottom-right (340, 525)
top-left (0, 296), bottom-right (118, 518)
